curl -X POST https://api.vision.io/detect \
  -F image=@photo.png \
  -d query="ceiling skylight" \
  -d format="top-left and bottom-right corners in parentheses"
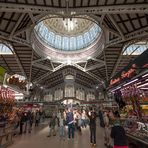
top-left (123, 41), bottom-right (148, 56)
top-left (34, 17), bottom-right (101, 51)
top-left (32, 15), bottom-right (105, 63)
top-left (0, 43), bottom-right (13, 55)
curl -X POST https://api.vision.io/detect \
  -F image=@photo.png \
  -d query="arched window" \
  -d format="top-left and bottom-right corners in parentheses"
top-left (0, 43), bottom-right (13, 55)
top-left (123, 41), bottom-right (148, 55)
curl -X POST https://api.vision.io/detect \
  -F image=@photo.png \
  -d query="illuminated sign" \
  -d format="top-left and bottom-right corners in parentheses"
top-left (110, 64), bottom-right (136, 86)
top-left (110, 49), bottom-right (148, 86)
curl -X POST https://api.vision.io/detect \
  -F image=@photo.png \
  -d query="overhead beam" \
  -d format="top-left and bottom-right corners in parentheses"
top-left (106, 25), bottom-right (148, 47)
top-left (29, 50), bottom-right (34, 83)
top-left (85, 63), bottom-right (104, 71)
top-left (14, 24), bottom-right (34, 36)
top-left (33, 63), bottom-right (53, 71)
top-left (33, 71), bottom-right (52, 84)
top-left (32, 57), bottom-right (47, 64)
top-left (33, 63), bottom-right (65, 83)
top-left (12, 46), bottom-right (27, 78)
top-left (111, 44), bottom-right (142, 78)
top-left (110, 50), bottom-right (123, 78)
top-left (110, 44), bottom-right (129, 78)
top-left (86, 71), bottom-right (104, 82)
top-left (28, 13), bottom-right (35, 24)
top-left (91, 57), bottom-right (105, 64)
top-left (0, 3), bottom-right (148, 14)
top-left (71, 63), bottom-right (103, 82)
top-left (103, 50), bottom-right (109, 80)
top-left (0, 31), bottom-right (31, 47)
top-left (90, 14), bottom-right (120, 37)
top-left (10, 13), bottom-right (25, 38)
top-left (108, 14), bottom-right (125, 39)
top-left (100, 14), bottom-right (105, 25)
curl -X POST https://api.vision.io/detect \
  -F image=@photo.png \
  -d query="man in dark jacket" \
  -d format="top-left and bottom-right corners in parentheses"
top-left (87, 110), bottom-right (97, 147)
top-left (111, 120), bottom-right (128, 148)
top-left (66, 108), bottom-right (75, 139)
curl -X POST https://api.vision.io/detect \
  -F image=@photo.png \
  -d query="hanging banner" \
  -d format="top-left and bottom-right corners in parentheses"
top-left (0, 66), bottom-right (6, 84)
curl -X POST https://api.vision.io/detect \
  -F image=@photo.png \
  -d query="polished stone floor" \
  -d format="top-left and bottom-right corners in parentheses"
top-left (10, 123), bottom-right (106, 148)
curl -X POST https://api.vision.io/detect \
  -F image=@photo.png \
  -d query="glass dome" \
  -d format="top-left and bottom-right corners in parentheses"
top-left (32, 15), bottom-right (105, 63)
top-left (34, 17), bottom-right (102, 51)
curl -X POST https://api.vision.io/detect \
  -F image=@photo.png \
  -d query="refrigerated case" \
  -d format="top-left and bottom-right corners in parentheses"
top-left (122, 118), bottom-right (148, 148)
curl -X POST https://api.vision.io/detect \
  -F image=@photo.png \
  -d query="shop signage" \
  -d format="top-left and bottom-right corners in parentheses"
top-left (110, 64), bottom-right (136, 85)
top-left (109, 49), bottom-right (148, 86)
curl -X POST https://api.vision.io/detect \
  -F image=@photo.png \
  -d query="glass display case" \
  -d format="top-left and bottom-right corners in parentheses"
top-left (122, 118), bottom-right (148, 148)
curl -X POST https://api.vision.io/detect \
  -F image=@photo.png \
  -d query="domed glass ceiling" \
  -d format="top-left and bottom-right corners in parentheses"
top-left (34, 17), bottom-right (101, 51)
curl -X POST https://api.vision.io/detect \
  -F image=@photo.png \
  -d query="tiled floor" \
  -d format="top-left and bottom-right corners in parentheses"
top-left (10, 123), bottom-right (106, 148)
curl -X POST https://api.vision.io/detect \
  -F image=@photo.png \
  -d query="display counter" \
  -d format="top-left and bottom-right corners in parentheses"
top-left (121, 117), bottom-right (148, 148)
top-left (0, 125), bottom-right (13, 148)
top-left (127, 133), bottom-right (148, 148)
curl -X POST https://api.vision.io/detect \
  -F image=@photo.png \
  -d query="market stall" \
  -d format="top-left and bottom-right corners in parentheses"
top-left (0, 85), bottom-right (15, 147)
top-left (108, 49), bottom-right (148, 147)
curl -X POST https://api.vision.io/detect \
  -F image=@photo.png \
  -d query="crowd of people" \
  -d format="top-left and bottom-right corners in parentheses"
top-left (0, 107), bottom-right (130, 148)
top-left (47, 108), bottom-right (97, 146)
top-left (47, 108), bottom-right (128, 148)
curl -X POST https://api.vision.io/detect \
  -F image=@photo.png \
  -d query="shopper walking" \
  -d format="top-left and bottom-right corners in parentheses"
top-left (87, 110), bottom-right (97, 147)
top-left (76, 111), bottom-right (82, 135)
top-left (59, 113), bottom-right (66, 140)
top-left (47, 113), bottom-right (57, 137)
top-left (27, 110), bottom-right (33, 133)
top-left (35, 111), bottom-right (40, 127)
top-left (81, 110), bottom-right (87, 128)
top-left (66, 108), bottom-right (75, 139)
top-left (103, 111), bottom-right (110, 147)
top-left (98, 109), bottom-right (105, 127)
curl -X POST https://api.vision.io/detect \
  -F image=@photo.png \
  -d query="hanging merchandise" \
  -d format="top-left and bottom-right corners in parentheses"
top-left (0, 85), bottom-right (15, 113)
